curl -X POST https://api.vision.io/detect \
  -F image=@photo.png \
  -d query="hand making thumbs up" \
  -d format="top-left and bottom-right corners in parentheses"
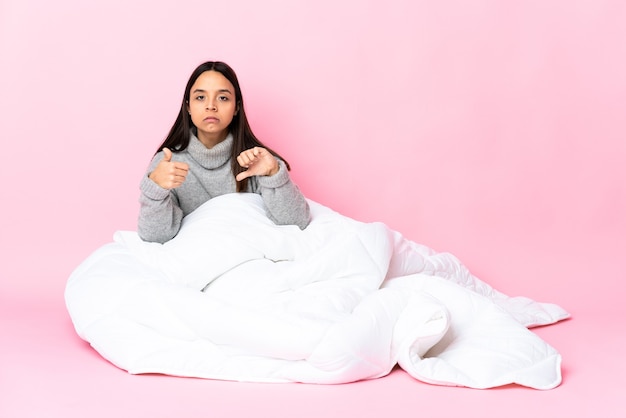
top-left (148, 148), bottom-right (190, 189)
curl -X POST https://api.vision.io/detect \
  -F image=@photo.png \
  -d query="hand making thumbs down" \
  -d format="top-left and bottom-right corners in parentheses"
top-left (236, 147), bottom-right (279, 181)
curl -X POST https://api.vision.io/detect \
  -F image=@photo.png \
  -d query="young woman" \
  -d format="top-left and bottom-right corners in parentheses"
top-left (138, 61), bottom-right (311, 243)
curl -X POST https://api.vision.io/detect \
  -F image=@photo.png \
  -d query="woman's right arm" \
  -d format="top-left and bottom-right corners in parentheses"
top-left (137, 149), bottom-right (189, 243)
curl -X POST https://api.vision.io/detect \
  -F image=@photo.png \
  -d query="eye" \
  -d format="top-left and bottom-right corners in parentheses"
top-left (194, 95), bottom-right (205, 101)
top-left (218, 95), bottom-right (229, 102)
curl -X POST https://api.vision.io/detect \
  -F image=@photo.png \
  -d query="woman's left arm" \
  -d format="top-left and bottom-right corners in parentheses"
top-left (255, 159), bottom-right (310, 229)
top-left (236, 147), bottom-right (310, 229)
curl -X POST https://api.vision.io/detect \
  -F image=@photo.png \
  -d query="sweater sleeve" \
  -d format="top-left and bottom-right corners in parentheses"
top-left (255, 159), bottom-right (311, 230)
top-left (137, 153), bottom-right (184, 243)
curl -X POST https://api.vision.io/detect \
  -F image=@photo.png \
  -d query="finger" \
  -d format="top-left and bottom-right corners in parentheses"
top-left (169, 173), bottom-right (187, 188)
top-left (174, 168), bottom-right (188, 178)
top-left (236, 170), bottom-right (251, 182)
top-left (162, 148), bottom-right (173, 162)
top-left (173, 162), bottom-right (189, 173)
top-left (238, 153), bottom-right (255, 168)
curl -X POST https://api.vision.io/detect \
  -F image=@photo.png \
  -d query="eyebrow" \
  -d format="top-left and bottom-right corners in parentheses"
top-left (191, 88), bottom-right (233, 95)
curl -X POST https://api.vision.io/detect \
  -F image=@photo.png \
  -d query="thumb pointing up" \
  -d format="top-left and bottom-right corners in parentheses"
top-left (149, 147), bottom-right (189, 190)
top-left (162, 147), bottom-right (173, 162)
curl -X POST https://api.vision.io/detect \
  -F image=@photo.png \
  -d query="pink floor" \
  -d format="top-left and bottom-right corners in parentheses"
top-left (1, 286), bottom-right (622, 418)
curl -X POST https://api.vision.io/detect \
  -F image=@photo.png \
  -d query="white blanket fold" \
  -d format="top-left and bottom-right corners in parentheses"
top-left (65, 193), bottom-right (569, 388)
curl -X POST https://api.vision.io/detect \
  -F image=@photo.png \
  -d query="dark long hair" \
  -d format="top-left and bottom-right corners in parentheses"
top-left (156, 61), bottom-right (290, 192)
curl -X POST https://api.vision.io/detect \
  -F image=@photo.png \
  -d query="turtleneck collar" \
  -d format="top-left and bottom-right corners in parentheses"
top-left (187, 131), bottom-right (233, 169)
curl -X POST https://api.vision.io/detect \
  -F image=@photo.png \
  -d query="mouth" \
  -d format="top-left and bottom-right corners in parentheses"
top-left (203, 117), bottom-right (219, 123)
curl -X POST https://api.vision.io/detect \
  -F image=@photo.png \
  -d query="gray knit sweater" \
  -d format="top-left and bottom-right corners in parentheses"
top-left (138, 132), bottom-right (310, 243)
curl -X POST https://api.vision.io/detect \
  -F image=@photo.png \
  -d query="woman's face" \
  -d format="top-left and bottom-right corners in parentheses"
top-left (187, 70), bottom-right (238, 148)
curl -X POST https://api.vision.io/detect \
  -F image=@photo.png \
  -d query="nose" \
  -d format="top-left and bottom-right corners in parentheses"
top-left (206, 100), bottom-right (217, 111)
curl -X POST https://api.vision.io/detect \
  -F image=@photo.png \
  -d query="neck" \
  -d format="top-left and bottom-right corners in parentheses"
top-left (197, 129), bottom-right (229, 149)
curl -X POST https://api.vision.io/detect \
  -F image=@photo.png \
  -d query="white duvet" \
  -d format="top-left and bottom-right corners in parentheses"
top-left (65, 193), bottom-right (569, 389)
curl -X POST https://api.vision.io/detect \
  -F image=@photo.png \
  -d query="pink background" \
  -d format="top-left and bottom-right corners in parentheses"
top-left (1, 0), bottom-right (624, 417)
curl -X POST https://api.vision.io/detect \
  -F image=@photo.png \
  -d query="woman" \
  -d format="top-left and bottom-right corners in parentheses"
top-left (138, 61), bottom-right (310, 243)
